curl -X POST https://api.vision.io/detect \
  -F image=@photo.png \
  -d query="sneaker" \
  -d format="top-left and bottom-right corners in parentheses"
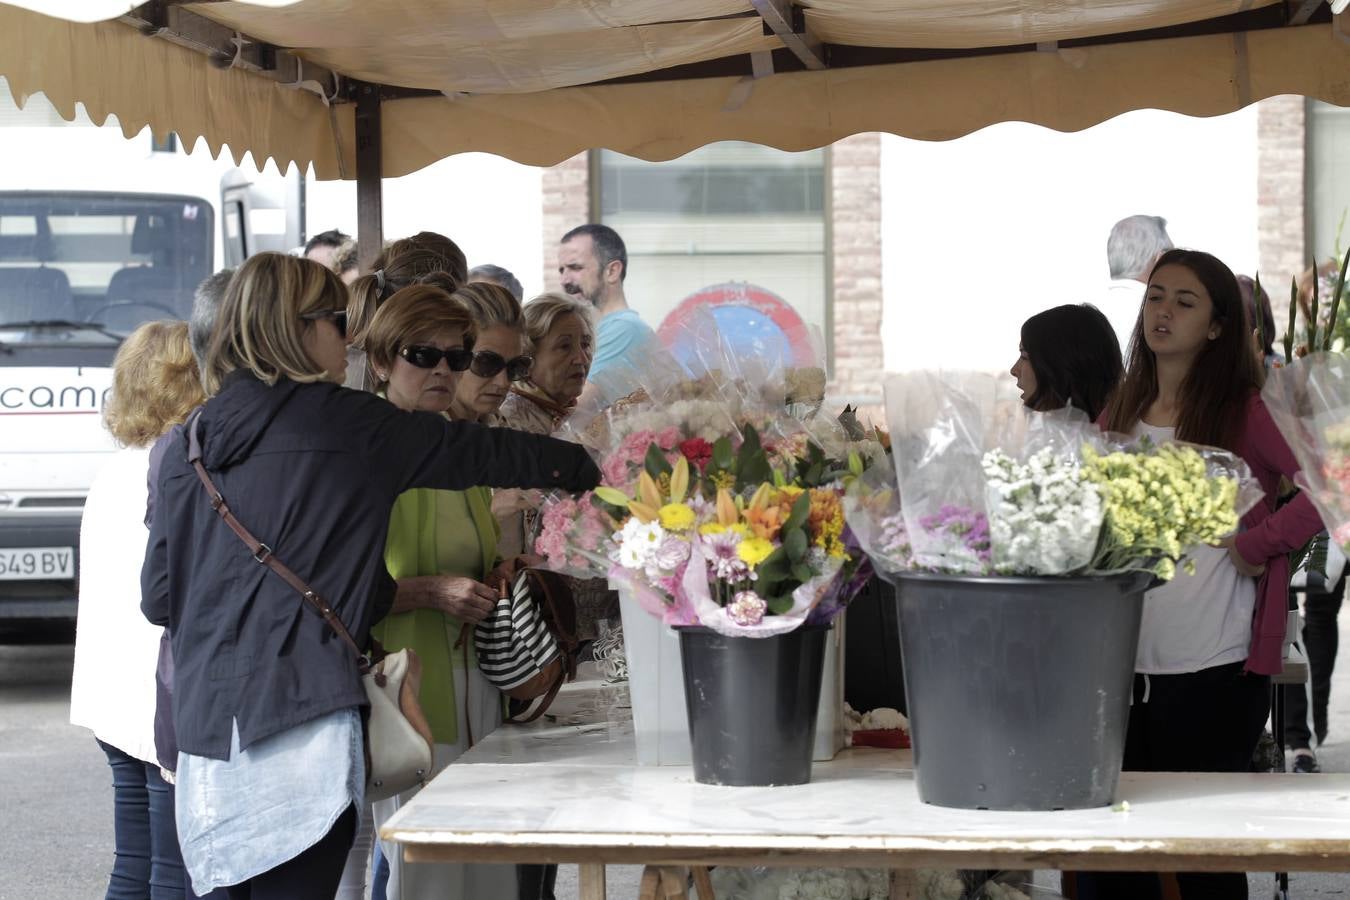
top-left (1291, 750), bottom-right (1322, 774)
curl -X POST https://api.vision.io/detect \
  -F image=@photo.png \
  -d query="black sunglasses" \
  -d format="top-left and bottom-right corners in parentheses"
top-left (400, 345), bottom-right (474, 371)
top-left (467, 350), bottom-right (533, 382)
top-left (300, 308), bottom-right (348, 340)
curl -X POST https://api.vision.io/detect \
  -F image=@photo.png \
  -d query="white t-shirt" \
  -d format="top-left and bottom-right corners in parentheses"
top-left (1133, 422), bottom-right (1255, 674)
top-left (1102, 279), bottom-right (1145, 361)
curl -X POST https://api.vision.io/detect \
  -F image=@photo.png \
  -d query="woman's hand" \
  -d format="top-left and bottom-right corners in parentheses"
top-left (395, 575), bottom-right (499, 622)
top-left (1217, 535), bottom-right (1267, 578)
top-left (485, 555), bottom-right (547, 590)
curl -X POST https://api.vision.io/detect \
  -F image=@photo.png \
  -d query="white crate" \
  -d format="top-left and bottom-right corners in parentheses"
top-left (618, 589), bottom-right (846, 766)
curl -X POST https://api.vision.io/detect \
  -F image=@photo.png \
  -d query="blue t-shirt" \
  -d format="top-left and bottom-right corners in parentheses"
top-left (589, 309), bottom-right (658, 401)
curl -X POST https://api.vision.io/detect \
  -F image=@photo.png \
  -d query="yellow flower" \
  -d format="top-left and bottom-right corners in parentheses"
top-left (658, 502), bottom-right (696, 532)
top-left (699, 522), bottom-right (726, 536)
top-left (737, 537), bottom-right (775, 568)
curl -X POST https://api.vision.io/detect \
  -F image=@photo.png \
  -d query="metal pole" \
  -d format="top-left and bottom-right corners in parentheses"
top-left (354, 81), bottom-right (384, 271)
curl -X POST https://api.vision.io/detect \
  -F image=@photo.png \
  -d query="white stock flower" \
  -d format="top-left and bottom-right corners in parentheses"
top-left (983, 448), bottom-right (1104, 575)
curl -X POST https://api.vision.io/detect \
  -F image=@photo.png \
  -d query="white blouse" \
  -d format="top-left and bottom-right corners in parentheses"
top-left (69, 446), bottom-right (161, 764)
top-left (1132, 423), bottom-right (1255, 674)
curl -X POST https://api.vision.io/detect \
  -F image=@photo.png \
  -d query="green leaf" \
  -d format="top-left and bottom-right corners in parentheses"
top-left (594, 486), bottom-right (630, 507)
top-left (644, 443), bottom-right (672, 479)
top-left (791, 563), bottom-right (814, 583)
top-left (1285, 277), bottom-right (1298, 363)
top-left (712, 436), bottom-right (734, 471)
top-left (784, 527), bottom-right (808, 562)
top-left (773, 469), bottom-right (787, 488)
top-left (1308, 256), bottom-right (1320, 353)
top-left (755, 548), bottom-right (790, 586)
top-left (766, 594), bottom-right (794, 616)
top-left (848, 451), bottom-right (865, 479)
top-left (783, 492), bottom-right (811, 532)
top-left (1328, 246), bottom-right (1350, 353)
top-left (735, 450), bottom-right (773, 491)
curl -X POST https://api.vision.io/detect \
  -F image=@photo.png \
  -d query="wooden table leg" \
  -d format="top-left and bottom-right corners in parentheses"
top-left (889, 869), bottom-right (918, 900)
top-left (578, 862), bottom-right (607, 900)
top-left (691, 865), bottom-right (716, 899)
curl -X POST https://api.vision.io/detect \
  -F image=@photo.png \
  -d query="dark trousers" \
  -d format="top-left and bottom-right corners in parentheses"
top-left (1078, 662), bottom-right (1271, 900)
top-left (100, 739), bottom-right (222, 900)
top-left (518, 863), bottom-right (558, 900)
top-left (224, 804), bottom-right (357, 900)
top-left (1283, 579), bottom-right (1344, 750)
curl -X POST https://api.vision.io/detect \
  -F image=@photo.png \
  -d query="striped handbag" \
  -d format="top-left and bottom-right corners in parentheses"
top-left (475, 564), bottom-right (578, 722)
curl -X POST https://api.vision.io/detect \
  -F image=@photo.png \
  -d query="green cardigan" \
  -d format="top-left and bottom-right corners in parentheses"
top-left (371, 485), bottom-right (497, 744)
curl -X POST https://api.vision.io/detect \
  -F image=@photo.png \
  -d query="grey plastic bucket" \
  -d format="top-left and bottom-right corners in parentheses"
top-left (888, 571), bottom-right (1150, 810)
top-left (676, 624), bottom-right (830, 786)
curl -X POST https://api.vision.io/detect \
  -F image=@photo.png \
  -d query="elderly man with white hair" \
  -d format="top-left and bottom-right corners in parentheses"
top-left (1103, 214), bottom-right (1174, 360)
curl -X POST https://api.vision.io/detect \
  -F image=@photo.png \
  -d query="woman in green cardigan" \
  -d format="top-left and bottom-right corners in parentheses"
top-left (360, 283), bottom-right (521, 900)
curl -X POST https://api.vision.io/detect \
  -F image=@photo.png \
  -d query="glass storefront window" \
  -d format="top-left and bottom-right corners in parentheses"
top-left (596, 142), bottom-right (829, 371)
top-left (1310, 100), bottom-right (1350, 258)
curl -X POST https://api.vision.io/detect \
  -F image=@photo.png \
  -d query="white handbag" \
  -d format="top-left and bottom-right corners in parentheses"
top-left (363, 647), bottom-right (435, 802)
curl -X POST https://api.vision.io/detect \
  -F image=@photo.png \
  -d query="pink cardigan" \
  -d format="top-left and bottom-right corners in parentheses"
top-left (1231, 394), bottom-right (1324, 675)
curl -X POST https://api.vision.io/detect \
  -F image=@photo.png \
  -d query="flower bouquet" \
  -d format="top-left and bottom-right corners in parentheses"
top-left (540, 370), bottom-right (881, 639)
top-left (848, 371), bottom-right (1259, 584)
top-left (1264, 351), bottom-right (1350, 553)
top-left (841, 370), bottom-right (1260, 811)
top-left (537, 318), bottom-right (883, 784)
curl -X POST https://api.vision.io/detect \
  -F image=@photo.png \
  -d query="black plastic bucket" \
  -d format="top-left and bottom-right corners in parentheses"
top-left (889, 572), bottom-right (1150, 810)
top-left (676, 624), bottom-right (829, 786)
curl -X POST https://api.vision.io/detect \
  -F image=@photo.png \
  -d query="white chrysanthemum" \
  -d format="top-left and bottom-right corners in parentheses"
top-left (616, 518), bottom-right (666, 569)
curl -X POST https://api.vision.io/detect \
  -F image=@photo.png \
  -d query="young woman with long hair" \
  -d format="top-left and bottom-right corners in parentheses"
top-left (1089, 249), bottom-right (1323, 900)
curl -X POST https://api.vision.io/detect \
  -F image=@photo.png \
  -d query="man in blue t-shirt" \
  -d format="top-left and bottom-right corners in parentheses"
top-left (558, 223), bottom-right (659, 406)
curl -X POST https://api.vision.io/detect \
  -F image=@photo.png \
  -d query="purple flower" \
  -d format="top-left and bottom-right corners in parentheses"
top-left (703, 530), bottom-right (751, 582)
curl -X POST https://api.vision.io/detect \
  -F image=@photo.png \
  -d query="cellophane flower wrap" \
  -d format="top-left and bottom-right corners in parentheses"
top-left (845, 371), bottom-right (1263, 582)
top-left (1263, 351), bottom-right (1350, 552)
top-left (536, 311), bottom-right (884, 637)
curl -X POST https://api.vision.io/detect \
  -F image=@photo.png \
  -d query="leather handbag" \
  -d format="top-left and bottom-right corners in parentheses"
top-left (186, 413), bottom-right (434, 803)
top-left (474, 558), bottom-right (578, 722)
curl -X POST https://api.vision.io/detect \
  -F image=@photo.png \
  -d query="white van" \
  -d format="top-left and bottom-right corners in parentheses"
top-left (0, 79), bottom-right (294, 620)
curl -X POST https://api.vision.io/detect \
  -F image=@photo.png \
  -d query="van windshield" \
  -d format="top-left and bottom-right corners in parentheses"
top-left (0, 191), bottom-right (212, 341)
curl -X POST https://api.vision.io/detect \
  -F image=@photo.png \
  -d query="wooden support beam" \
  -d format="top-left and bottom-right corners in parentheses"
top-left (1290, 0), bottom-right (1326, 24)
top-left (121, 1), bottom-right (337, 101)
top-left (354, 81), bottom-right (384, 271)
top-left (749, 0), bottom-right (826, 70)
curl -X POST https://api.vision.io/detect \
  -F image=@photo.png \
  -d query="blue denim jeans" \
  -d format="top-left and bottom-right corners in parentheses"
top-left (99, 739), bottom-right (223, 900)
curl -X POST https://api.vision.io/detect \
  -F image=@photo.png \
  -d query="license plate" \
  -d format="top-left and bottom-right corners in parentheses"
top-left (0, 547), bottom-right (74, 580)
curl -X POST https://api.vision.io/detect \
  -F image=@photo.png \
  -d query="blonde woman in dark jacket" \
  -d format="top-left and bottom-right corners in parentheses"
top-left (141, 253), bottom-right (598, 899)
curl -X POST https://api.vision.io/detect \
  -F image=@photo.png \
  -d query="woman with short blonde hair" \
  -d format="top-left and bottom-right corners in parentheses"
top-left (72, 319), bottom-right (211, 898)
top-left (105, 320), bottom-right (205, 447)
top-left (143, 252), bottom-right (598, 898)
top-left (363, 285), bottom-right (476, 379)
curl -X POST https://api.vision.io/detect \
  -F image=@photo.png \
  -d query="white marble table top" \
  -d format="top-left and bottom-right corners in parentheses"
top-left (383, 677), bottom-right (1350, 872)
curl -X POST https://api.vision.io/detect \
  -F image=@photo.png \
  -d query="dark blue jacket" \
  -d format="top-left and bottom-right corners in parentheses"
top-left (141, 372), bottom-right (599, 759)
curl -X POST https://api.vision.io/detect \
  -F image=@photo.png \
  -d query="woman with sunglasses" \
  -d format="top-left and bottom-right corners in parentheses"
top-left (362, 282), bottom-right (523, 900)
top-left (442, 281), bottom-right (534, 424)
top-left (140, 254), bottom-right (598, 900)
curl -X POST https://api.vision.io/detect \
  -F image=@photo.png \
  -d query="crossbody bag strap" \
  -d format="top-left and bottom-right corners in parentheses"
top-left (186, 412), bottom-right (365, 667)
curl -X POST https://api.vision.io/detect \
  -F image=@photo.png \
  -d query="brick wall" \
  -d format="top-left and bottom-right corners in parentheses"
top-left (829, 133), bottom-right (885, 408)
top-left (1256, 96), bottom-right (1307, 290)
top-left (540, 152), bottom-right (591, 292)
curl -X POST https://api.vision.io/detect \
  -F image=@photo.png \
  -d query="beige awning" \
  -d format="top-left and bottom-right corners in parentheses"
top-left (2, 1), bottom-right (1347, 179)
